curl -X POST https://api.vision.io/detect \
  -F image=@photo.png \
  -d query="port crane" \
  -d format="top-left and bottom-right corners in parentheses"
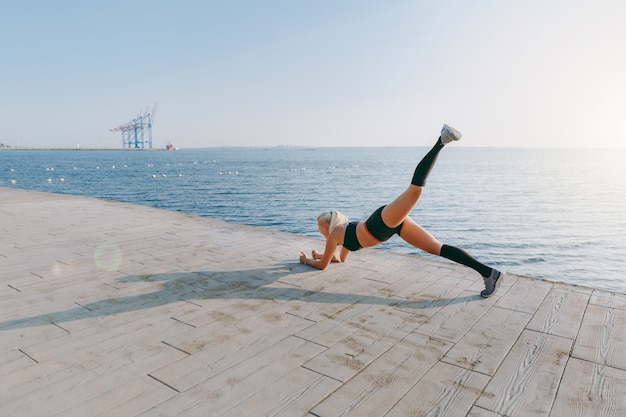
top-left (110, 102), bottom-right (158, 148)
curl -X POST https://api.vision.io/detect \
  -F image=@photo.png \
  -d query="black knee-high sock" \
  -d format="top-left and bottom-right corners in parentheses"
top-left (440, 244), bottom-right (493, 278)
top-left (411, 138), bottom-right (444, 186)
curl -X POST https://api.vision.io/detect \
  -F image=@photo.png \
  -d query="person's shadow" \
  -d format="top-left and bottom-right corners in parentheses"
top-left (0, 263), bottom-right (481, 331)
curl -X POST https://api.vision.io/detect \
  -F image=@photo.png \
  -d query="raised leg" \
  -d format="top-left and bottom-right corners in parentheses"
top-left (381, 185), bottom-right (423, 228)
top-left (380, 124), bottom-right (461, 228)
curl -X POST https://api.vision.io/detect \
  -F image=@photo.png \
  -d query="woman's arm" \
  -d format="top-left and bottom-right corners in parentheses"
top-left (300, 228), bottom-right (347, 270)
top-left (338, 246), bottom-right (350, 262)
top-left (312, 249), bottom-right (341, 262)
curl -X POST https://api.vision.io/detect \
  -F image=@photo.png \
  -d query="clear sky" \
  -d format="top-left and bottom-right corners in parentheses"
top-left (1, 1), bottom-right (625, 149)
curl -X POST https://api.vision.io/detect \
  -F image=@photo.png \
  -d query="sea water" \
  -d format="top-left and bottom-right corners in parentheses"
top-left (2, 147), bottom-right (625, 293)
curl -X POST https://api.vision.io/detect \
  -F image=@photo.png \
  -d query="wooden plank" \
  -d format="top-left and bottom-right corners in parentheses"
top-left (377, 264), bottom-right (449, 300)
top-left (0, 349), bottom-right (36, 378)
top-left (526, 289), bottom-right (590, 339)
top-left (385, 362), bottom-right (489, 417)
top-left (466, 406), bottom-right (501, 417)
top-left (415, 290), bottom-right (497, 343)
top-left (218, 367), bottom-right (341, 417)
top-left (26, 316), bottom-right (184, 368)
top-left (302, 331), bottom-right (395, 382)
top-left (162, 303), bottom-right (313, 356)
top-left (296, 318), bottom-right (362, 349)
top-left (347, 303), bottom-right (424, 341)
top-left (169, 297), bottom-right (248, 328)
top-left (150, 315), bottom-right (315, 392)
top-left (97, 383), bottom-right (177, 417)
top-left (495, 278), bottom-right (552, 313)
top-left (3, 344), bottom-right (185, 416)
top-left (0, 360), bottom-right (90, 412)
top-left (550, 357), bottom-right (626, 417)
top-left (443, 306), bottom-right (531, 376)
top-left (0, 282), bottom-right (125, 329)
top-left (140, 336), bottom-right (325, 416)
top-left (18, 306), bottom-right (190, 364)
top-left (475, 330), bottom-right (572, 417)
top-left (572, 304), bottom-right (626, 370)
top-left (311, 333), bottom-right (452, 417)
top-left (589, 289), bottom-right (626, 310)
top-left (286, 292), bottom-right (369, 324)
top-left (180, 338), bottom-right (324, 417)
top-left (58, 376), bottom-right (177, 417)
top-left (0, 324), bottom-right (69, 360)
top-left (394, 274), bottom-right (472, 317)
top-left (295, 301), bottom-right (417, 348)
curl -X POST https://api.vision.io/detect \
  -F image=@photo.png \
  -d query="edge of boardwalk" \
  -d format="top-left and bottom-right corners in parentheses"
top-left (1, 187), bottom-right (625, 417)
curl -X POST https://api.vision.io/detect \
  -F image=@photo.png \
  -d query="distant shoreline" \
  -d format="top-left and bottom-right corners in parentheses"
top-left (0, 147), bottom-right (167, 151)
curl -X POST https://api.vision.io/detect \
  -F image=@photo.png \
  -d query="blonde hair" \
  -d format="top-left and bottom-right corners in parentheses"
top-left (317, 210), bottom-right (349, 232)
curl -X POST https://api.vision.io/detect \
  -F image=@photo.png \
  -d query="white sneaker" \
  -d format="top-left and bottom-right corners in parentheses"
top-left (440, 124), bottom-right (462, 145)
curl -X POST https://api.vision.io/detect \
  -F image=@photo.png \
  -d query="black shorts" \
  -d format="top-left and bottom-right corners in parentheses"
top-left (364, 206), bottom-right (403, 242)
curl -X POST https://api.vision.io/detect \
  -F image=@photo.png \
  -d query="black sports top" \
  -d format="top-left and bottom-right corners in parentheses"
top-left (343, 206), bottom-right (404, 252)
top-left (343, 222), bottom-right (362, 251)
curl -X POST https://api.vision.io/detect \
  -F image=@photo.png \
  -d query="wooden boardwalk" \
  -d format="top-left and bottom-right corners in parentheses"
top-left (1, 187), bottom-right (625, 417)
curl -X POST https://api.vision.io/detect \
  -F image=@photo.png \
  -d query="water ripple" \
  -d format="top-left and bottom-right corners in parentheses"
top-left (2, 147), bottom-right (625, 293)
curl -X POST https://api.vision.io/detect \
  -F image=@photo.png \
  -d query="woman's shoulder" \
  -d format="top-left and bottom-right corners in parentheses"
top-left (330, 222), bottom-right (347, 240)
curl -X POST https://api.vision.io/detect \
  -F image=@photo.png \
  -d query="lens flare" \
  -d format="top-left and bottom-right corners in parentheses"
top-left (94, 244), bottom-right (123, 272)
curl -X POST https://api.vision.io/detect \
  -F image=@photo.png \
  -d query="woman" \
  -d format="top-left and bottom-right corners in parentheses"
top-left (299, 124), bottom-right (504, 298)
